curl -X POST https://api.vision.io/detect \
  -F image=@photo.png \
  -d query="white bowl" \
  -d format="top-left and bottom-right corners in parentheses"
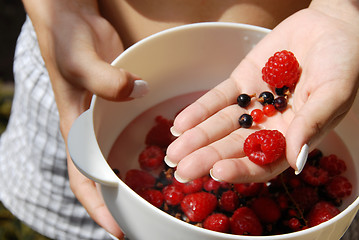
top-left (68, 22), bottom-right (359, 240)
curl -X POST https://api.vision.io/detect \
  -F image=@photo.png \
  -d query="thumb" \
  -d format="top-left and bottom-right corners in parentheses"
top-left (71, 52), bottom-right (149, 101)
top-left (285, 85), bottom-right (351, 174)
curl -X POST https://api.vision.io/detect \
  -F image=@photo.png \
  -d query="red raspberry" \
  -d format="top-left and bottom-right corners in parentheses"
top-left (234, 182), bottom-right (264, 197)
top-left (325, 176), bottom-right (352, 199)
top-left (307, 201), bottom-right (340, 227)
top-left (219, 190), bottom-right (240, 212)
top-left (145, 115), bottom-right (174, 148)
top-left (181, 192), bottom-right (217, 222)
top-left (138, 145), bottom-right (165, 171)
top-left (162, 184), bottom-right (185, 206)
top-left (139, 189), bottom-right (164, 208)
top-left (174, 177), bottom-right (203, 194)
top-left (319, 154), bottom-right (347, 176)
top-left (125, 169), bottom-right (156, 192)
top-left (291, 186), bottom-right (319, 212)
top-left (262, 50), bottom-right (301, 88)
top-left (203, 177), bottom-right (221, 193)
top-left (300, 165), bottom-right (329, 186)
top-left (230, 207), bottom-right (263, 236)
top-left (251, 197), bottom-right (281, 223)
top-left (243, 130), bottom-right (286, 165)
top-left (203, 213), bottom-right (230, 233)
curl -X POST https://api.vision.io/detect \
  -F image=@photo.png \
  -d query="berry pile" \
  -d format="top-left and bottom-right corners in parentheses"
top-left (117, 115), bottom-right (353, 236)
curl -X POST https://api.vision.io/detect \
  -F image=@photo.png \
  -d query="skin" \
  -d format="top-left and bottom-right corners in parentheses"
top-left (20, 0), bottom-right (359, 238)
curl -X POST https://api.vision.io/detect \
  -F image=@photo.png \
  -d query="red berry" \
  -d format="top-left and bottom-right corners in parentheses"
top-left (288, 217), bottom-right (301, 231)
top-left (230, 207), bottom-right (263, 236)
top-left (125, 169), bottom-right (156, 192)
top-left (162, 184), bottom-right (185, 206)
top-left (234, 182), bottom-right (264, 197)
top-left (138, 145), bottom-right (165, 171)
top-left (307, 201), bottom-right (340, 227)
top-left (319, 154), bottom-right (347, 176)
top-left (263, 104), bottom-right (276, 116)
top-left (300, 165), bottom-right (329, 186)
top-left (325, 176), bottom-right (352, 199)
top-left (219, 190), bottom-right (240, 212)
top-left (145, 115), bottom-right (174, 148)
top-left (250, 109), bottom-right (264, 123)
top-left (139, 189), bottom-right (164, 208)
top-left (203, 177), bottom-right (221, 193)
top-left (291, 186), bottom-right (319, 212)
top-left (262, 50), bottom-right (301, 88)
top-left (251, 197), bottom-right (281, 223)
top-left (243, 130), bottom-right (286, 165)
top-left (181, 192), bottom-right (217, 222)
top-left (203, 213), bottom-right (230, 233)
top-left (174, 177), bottom-right (203, 194)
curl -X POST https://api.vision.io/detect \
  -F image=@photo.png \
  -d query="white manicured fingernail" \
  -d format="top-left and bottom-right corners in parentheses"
top-left (210, 168), bottom-right (223, 182)
top-left (107, 233), bottom-right (119, 240)
top-left (164, 155), bottom-right (177, 168)
top-left (295, 144), bottom-right (309, 175)
top-left (129, 80), bottom-right (149, 98)
top-left (170, 126), bottom-right (181, 137)
top-left (174, 171), bottom-right (190, 183)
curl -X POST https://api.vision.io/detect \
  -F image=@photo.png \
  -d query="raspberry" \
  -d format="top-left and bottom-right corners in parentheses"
top-left (162, 184), bottom-right (185, 206)
top-left (203, 213), bottom-right (230, 233)
top-left (307, 201), bottom-right (340, 227)
top-left (325, 176), bottom-right (352, 199)
top-left (138, 145), bottom-right (165, 171)
top-left (145, 115), bottom-right (174, 148)
top-left (230, 207), bottom-right (263, 236)
top-left (174, 177), bottom-right (203, 194)
top-left (251, 197), bottom-right (281, 223)
top-left (234, 182), bottom-right (264, 197)
top-left (262, 50), bottom-right (301, 88)
top-left (124, 169), bottom-right (156, 192)
top-left (300, 165), bottom-right (329, 186)
top-left (243, 129), bottom-right (286, 165)
top-left (203, 177), bottom-right (221, 193)
top-left (219, 190), bottom-right (240, 212)
top-left (290, 186), bottom-right (319, 212)
top-left (139, 189), bottom-right (164, 208)
top-left (180, 192), bottom-right (217, 222)
top-left (319, 154), bottom-right (347, 176)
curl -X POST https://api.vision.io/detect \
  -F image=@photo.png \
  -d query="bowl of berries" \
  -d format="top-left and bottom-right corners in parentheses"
top-left (68, 22), bottom-right (359, 240)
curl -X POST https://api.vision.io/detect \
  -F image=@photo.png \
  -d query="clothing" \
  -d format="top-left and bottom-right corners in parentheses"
top-left (0, 15), bottom-right (357, 240)
top-left (0, 17), bottom-right (111, 240)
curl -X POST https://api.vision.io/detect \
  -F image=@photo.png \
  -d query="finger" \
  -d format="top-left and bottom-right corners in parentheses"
top-left (166, 104), bottom-right (247, 166)
top-left (67, 156), bottom-right (124, 238)
top-left (286, 82), bottom-right (353, 173)
top-left (174, 128), bottom-right (253, 182)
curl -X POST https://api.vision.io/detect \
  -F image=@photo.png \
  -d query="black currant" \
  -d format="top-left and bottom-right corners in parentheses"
top-left (273, 96), bottom-right (287, 111)
top-left (238, 114), bottom-right (253, 128)
top-left (237, 94), bottom-right (252, 108)
top-left (275, 86), bottom-right (290, 96)
top-left (258, 91), bottom-right (274, 105)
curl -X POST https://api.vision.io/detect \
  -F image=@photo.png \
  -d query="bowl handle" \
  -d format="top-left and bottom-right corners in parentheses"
top-left (68, 109), bottom-right (119, 186)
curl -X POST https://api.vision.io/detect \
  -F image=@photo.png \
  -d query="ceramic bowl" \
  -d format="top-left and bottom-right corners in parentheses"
top-left (68, 22), bottom-right (359, 240)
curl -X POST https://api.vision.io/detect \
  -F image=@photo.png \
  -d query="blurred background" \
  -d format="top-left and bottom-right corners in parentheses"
top-left (0, 0), bottom-right (49, 239)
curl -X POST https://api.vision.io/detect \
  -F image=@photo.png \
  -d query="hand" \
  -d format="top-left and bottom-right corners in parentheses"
top-left (23, 0), bottom-right (146, 238)
top-left (165, 6), bottom-right (359, 184)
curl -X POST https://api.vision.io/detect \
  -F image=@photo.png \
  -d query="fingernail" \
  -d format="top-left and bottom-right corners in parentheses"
top-left (209, 168), bottom-right (223, 182)
top-left (174, 171), bottom-right (190, 183)
top-left (129, 80), bottom-right (149, 98)
top-left (164, 155), bottom-right (177, 168)
top-left (108, 233), bottom-right (119, 240)
top-left (170, 126), bottom-right (181, 137)
top-left (295, 144), bottom-right (309, 175)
